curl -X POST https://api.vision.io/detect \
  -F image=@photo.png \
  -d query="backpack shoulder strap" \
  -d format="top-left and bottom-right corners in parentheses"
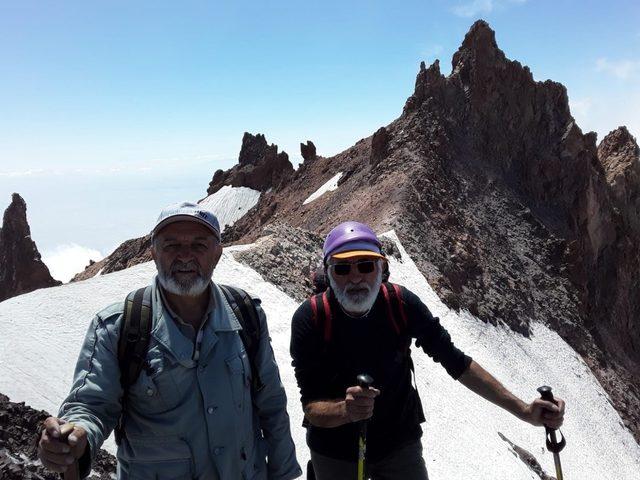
top-left (310, 290), bottom-right (332, 342)
top-left (384, 282), bottom-right (408, 329)
top-left (116, 285), bottom-right (153, 444)
top-left (219, 284), bottom-right (264, 392)
top-left (381, 282), bottom-right (413, 360)
top-left (381, 282), bottom-right (406, 335)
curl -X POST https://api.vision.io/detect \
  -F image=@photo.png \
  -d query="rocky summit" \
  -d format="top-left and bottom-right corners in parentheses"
top-left (225, 20), bottom-right (640, 442)
top-left (0, 194), bottom-right (60, 302)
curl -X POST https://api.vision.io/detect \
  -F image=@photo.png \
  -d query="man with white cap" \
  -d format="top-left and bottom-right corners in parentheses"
top-left (290, 221), bottom-right (565, 479)
top-left (38, 202), bottom-right (301, 479)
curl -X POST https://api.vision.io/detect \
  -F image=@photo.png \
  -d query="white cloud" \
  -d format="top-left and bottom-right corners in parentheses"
top-left (0, 168), bottom-right (46, 177)
top-left (41, 243), bottom-right (104, 283)
top-left (569, 97), bottom-right (592, 119)
top-left (451, 0), bottom-right (526, 17)
top-left (595, 58), bottom-right (640, 80)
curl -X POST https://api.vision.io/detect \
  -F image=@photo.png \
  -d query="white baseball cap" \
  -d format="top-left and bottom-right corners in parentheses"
top-left (152, 202), bottom-right (221, 241)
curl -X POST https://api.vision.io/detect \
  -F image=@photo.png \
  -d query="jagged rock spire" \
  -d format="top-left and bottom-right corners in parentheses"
top-left (207, 132), bottom-right (294, 195)
top-left (598, 126), bottom-right (640, 233)
top-left (0, 193), bottom-right (60, 302)
top-left (300, 141), bottom-right (317, 162)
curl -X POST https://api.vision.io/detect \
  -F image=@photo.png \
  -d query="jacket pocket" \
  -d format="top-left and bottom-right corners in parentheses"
top-left (128, 352), bottom-right (181, 415)
top-left (124, 435), bottom-right (193, 480)
top-left (226, 351), bottom-right (248, 411)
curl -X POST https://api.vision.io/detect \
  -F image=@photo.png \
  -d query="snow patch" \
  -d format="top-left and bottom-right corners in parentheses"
top-left (380, 230), bottom-right (640, 479)
top-left (303, 172), bottom-right (343, 205)
top-left (198, 185), bottom-right (261, 231)
top-left (41, 243), bottom-right (104, 283)
top-left (0, 233), bottom-right (639, 478)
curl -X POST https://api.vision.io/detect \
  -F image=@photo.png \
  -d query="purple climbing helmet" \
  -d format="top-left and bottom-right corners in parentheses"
top-left (323, 221), bottom-right (384, 261)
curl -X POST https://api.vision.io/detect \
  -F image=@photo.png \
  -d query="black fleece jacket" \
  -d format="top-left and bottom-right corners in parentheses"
top-left (290, 284), bottom-right (472, 462)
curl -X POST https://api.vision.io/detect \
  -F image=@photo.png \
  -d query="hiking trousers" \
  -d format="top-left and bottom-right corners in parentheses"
top-left (310, 440), bottom-right (429, 480)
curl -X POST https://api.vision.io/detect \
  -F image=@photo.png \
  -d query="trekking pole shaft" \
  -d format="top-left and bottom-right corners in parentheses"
top-left (357, 427), bottom-right (366, 480)
top-left (356, 374), bottom-right (374, 480)
top-left (553, 453), bottom-right (564, 480)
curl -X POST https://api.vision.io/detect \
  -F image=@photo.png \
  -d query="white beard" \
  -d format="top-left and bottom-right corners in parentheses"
top-left (157, 260), bottom-right (211, 297)
top-left (329, 267), bottom-right (383, 316)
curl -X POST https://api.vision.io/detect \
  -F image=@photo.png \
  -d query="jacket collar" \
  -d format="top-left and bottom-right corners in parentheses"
top-left (150, 277), bottom-right (242, 364)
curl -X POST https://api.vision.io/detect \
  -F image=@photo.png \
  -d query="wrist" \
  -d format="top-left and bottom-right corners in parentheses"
top-left (338, 400), bottom-right (352, 425)
top-left (514, 399), bottom-right (531, 422)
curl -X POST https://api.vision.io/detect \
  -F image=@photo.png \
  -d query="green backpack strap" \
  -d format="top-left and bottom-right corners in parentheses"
top-left (115, 285), bottom-right (153, 445)
top-left (219, 284), bottom-right (265, 393)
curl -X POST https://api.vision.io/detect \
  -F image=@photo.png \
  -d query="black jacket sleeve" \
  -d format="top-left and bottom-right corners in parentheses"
top-left (401, 287), bottom-right (472, 379)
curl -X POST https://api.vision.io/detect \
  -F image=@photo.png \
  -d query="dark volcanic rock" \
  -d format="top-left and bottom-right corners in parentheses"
top-left (300, 141), bottom-right (317, 162)
top-left (598, 126), bottom-right (640, 233)
top-left (0, 194), bottom-right (60, 302)
top-left (72, 234), bottom-right (152, 282)
top-left (370, 127), bottom-right (390, 166)
top-left (234, 224), bottom-right (324, 302)
top-left (207, 132), bottom-right (294, 195)
top-left (0, 393), bottom-right (115, 479)
top-left (223, 20), bottom-right (640, 443)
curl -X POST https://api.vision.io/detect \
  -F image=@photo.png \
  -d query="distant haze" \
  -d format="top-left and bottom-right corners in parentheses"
top-left (0, 160), bottom-right (225, 279)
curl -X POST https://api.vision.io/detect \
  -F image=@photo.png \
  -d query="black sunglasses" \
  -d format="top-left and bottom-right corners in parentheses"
top-left (329, 260), bottom-right (377, 276)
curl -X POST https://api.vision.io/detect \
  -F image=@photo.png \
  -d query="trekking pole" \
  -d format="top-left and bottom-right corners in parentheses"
top-left (537, 386), bottom-right (566, 480)
top-left (59, 422), bottom-right (80, 480)
top-left (356, 374), bottom-right (374, 480)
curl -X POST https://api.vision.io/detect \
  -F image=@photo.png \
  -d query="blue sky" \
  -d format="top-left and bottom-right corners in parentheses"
top-left (1, 0), bottom-right (639, 280)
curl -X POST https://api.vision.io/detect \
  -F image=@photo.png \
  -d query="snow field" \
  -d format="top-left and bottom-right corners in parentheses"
top-left (198, 185), bottom-right (261, 232)
top-left (0, 233), bottom-right (638, 478)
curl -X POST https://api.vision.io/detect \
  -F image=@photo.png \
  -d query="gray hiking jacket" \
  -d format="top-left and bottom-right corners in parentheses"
top-left (59, 279), bottom-right (301, 480)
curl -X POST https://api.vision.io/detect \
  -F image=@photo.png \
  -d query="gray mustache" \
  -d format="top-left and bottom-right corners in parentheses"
top-left (170, 260), bottom-right (201, 274)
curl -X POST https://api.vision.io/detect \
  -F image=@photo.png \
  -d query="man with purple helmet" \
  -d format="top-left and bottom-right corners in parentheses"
top-left (290, 221), bottom-right (565, 479)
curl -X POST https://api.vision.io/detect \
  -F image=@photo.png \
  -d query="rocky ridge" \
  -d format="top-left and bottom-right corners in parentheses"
top-left (224, 21), bottom-right (640, 441)
top-left (207, 132), bottom-right (294, 195)
top-left (0, 194), bottom-right (60, 302)
top-left (72, 235), bottom-right (151, 282)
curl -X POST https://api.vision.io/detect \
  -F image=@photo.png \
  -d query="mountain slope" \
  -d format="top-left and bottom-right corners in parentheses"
top-left (222, 21), bottom-right (640, 441)
top-left (1, 234), bottom-right (639, 479)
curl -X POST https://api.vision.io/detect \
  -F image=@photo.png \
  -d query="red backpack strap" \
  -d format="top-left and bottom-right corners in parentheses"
top-left (321, 290), bottom-right (332, 342)
top-left (310, 294), bottom-right (319, 323)
top-left (380, 283), bottom-right (401, 335)
top-left (310, 291), bottom-right (332, 342)
top-left (390, 283), bottom-right (408, 328)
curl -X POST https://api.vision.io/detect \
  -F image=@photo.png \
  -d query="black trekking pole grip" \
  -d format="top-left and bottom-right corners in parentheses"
top-left (357, 374), bottom-right (374, 390)
top-left (537, 386), bottom-right (566, 453)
